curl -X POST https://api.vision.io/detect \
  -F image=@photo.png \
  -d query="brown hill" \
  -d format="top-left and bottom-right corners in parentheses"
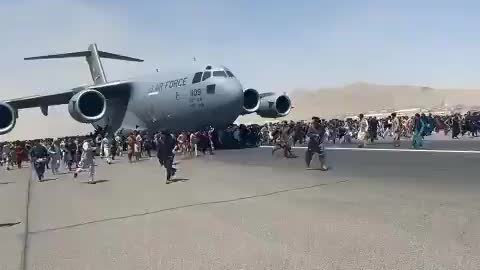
top-left (239, 82), bottom-right (480, 123)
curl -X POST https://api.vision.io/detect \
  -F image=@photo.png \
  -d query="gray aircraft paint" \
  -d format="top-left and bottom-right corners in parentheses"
top-left (115, 69), bottom-right (243, 133)
top-left (1, 44), bottom-right (290, 137)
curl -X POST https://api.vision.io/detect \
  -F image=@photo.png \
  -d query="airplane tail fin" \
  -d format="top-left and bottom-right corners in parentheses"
top-left (24, 43), bottom-right (144, 85)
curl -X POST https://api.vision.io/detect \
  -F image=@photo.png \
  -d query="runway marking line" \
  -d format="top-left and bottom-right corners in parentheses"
top-left (260, 145), bottom-right (480, 154)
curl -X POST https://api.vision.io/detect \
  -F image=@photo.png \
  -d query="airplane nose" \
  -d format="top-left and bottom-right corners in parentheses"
top-left (212, 78), bottom-right (244, 115)
top-left (227, 79), bottom-right (244, 99)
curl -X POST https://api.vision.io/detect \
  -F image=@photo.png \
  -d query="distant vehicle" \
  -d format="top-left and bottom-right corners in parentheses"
top-left (0, 43), bottom-right (291, 136)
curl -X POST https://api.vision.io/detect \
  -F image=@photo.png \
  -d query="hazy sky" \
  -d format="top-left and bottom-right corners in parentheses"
top-left (1, 0), bottom-right (480, 139)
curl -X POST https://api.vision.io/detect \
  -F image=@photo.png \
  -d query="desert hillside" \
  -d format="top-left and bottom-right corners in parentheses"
top-left (239, 82), bottom-right (480, 123)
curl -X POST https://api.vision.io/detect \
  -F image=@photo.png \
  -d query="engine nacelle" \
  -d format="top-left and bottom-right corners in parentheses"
top-left (68, 89), bottom-right (107, 123)
top-left (242, 88), bottom-right (260, 113)
top-left (0, 102), bottom-right (16, 135)
top-left (257, 94), bottom-right (292, 118)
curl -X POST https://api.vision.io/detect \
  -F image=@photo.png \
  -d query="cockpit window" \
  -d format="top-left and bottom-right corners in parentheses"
top-left (202, 71), bottom-right (211, 81)
top-left (213, 71), bottom-right (227, 77)
top-left (226, 70), bottom-right (235, 77)
top-left (192, 72), bottom-right (202, 84)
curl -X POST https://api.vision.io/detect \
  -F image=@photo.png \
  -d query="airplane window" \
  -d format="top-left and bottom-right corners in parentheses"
top-left (202, 71), bottom-right (211, 81)
top-left (213, 71), bottom-right (227, 77)
top-left (226, 70), bottom-right (235, 77)
top-left (207, 84), bottom-right (216, 94)
top-left (192, 72), bottom-right (202, 84)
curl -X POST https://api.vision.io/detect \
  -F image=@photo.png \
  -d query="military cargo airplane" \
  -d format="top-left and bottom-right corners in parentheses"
top-left (0, 43), bottom-right (291, 136)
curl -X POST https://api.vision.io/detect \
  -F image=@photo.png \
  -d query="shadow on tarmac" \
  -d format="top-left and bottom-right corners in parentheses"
top-left (0, 182), bottom-right (15, 185)
top-left (80, 179), bottom-right (110, 185)
top-left (166, 178), bottom-right (189, 184)
top-left (39, 178), bottom-right (58, 182)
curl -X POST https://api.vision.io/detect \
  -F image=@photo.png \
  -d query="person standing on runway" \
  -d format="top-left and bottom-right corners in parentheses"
top-left (357, 114), bottom-right (369, 148)
top-left (3, 143), bottom-right (12, 170)
top-left (110, 136), bottom-right (117, 161)
top-left (48, 139), bottom-right (62, 175)
top-left (102, 134), bottom-right (112, 164)
top-left (127, 133), bottom-right (135, 163)
top-left (143, 133), bottom-right (153, 158)
top-left (190, 132), bottom-right (198, 157)
top-left (272, 121), bottom-right (296, 158)
top-left (30, 141), bottom-right (49, 181)
top-left (156, 130), bottom-right (177, 184)
top-left (115, 133), bottom-right (123, 157)
top-left (95, 134), bottom-right (103, 158)
top-left (412, 113), bottom-right (426, 149)
top-left (451, 115), bottom-right (461, 139)
top-left (74, 139), bottom-right (96, 183)
top-left (368, 117), bottom-right (379, 143)
top-left (15, 143), bottom-right (24, 169)
top-left (135, 132), bottom-right (143, 161)
top-left (305, 117), bottom-right (328, 170)
top-left (391, 113), bottom-right (401, 147)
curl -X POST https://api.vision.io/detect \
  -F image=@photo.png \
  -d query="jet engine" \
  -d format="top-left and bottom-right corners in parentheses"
top-left (242, 88), bottom-right (260, 113)
top-left (256, 94), bottom-right (292, 118)
top-left (0, 102), bottom-right (16, 135)
top-left (68, 89), bottom-right (107, 123)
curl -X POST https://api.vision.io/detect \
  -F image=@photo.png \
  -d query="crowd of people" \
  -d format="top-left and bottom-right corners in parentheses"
top-left (0, 127), bottom-right (218, 184)
top-left (1, 111), bottom-right (479, 183)
top-left (257, 111), bottom-right (480, 148)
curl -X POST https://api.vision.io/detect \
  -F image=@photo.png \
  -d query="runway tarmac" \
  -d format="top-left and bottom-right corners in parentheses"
top-left (1, 140), bottom-right (479, 270)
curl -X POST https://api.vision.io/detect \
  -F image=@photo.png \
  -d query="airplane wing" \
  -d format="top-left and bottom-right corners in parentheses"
top-left (4, 80), bottom-right (133, 112)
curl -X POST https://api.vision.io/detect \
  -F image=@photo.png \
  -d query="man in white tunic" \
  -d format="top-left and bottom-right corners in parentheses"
top-left (357, 114), bottom-right (369, 148)
top-left (74, 139), bottom-right (96, 183)
top-left (102, 134), bottom-right (112, 164)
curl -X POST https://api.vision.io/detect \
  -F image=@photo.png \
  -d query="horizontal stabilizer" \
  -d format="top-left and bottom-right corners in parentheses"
top-left (24, 50), bottom-right (143, 62)
top-left (24, 51), bottom-right (90, 60)
top-left (97, 51), bottom-right (143, 62)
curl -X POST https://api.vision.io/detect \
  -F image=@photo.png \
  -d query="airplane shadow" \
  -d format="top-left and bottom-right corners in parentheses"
top-left (80, 179), bottom-right (110, 185)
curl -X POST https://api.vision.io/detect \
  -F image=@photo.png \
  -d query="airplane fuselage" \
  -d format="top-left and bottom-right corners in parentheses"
top-left (97, 66), bottom-right (244, 133)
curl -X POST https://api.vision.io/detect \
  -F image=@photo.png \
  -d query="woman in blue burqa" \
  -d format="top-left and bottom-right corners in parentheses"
top-left (412, 113), bottom-right (426, 149)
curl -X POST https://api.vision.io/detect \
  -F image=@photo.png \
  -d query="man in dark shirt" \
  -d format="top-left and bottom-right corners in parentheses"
top-left (67, 139), bottom-right (77, 171)
top-left (368, 117), bottom-right (379, 143)
top-left (156, 130), bottom-right (177, 184)
top-left (30, 141), bottom-right (49, 181)
top-left (306, 117), bottom-right (328, 171)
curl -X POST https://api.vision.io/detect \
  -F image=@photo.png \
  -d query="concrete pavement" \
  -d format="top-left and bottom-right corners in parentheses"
top-left (1, 142), bottom-right (479, 269)
top-left (0, 166), bottom-right (30, 270)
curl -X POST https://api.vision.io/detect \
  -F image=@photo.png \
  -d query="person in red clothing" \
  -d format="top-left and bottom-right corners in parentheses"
top-left (15, 143), bottom-right (24, 169)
